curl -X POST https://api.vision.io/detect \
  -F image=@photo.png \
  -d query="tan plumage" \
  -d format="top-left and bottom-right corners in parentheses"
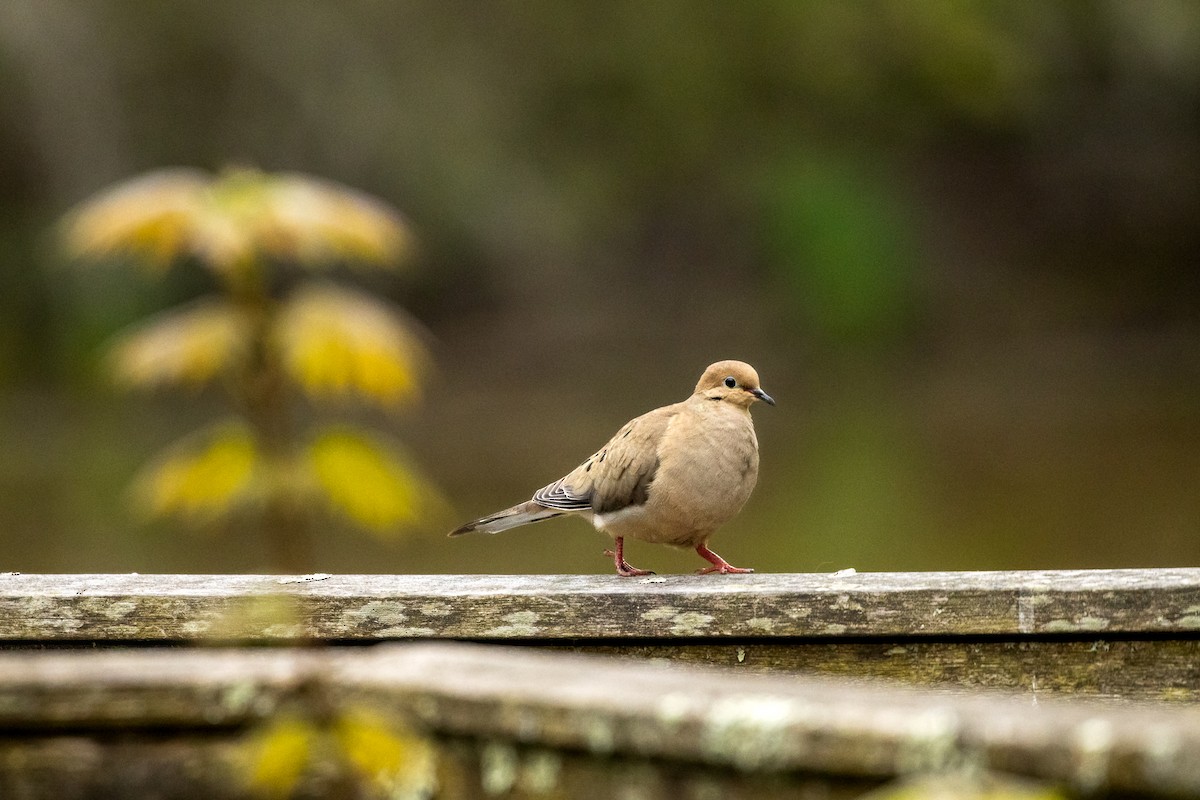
top-left (450, 360), bottom-right (774, 575)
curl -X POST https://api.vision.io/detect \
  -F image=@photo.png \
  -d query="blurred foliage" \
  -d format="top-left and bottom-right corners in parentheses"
top-left (203, 593), bottom-right (307, 642)
top-left (110, 299), bottom-right (253, 388)
top-left (308, 428), bottom-right (429, 532)
top-left (135, 422), bottom-right (259, 523)
top-left (761, 154), bottom-right (920, 341)
top-left (243, 707), bottom-right (436, 799)
top-left (62, 167), bottom-right (435, 571)
top-left (2, 2), bottom-right (1200, 572)
top-left (62, 167), bottom-right (409, 277)
top-left (275, 285), bottom-right (426, 408)
top-left (6, 1), bottom-right (1198, 322)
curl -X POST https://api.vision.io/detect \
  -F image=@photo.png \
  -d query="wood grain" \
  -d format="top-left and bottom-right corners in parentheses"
top-left (2, 569), bottom-right (1198, 641)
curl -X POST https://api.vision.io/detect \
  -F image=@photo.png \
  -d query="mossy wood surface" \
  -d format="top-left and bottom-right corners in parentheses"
top-left (3, 569), bottom-right (1199, 640)
top-left (0, 643), bottom-right (1197, 799)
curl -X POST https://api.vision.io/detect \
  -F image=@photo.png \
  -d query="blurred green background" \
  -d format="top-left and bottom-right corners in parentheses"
top-left (2, 1), bottom-right (1198, 575)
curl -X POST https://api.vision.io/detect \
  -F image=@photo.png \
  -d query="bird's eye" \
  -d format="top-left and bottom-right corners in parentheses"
top-left (724, 376), bottom-right (736, 388)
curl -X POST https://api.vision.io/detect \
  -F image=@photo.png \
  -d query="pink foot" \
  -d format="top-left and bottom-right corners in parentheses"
top-left (695, 543), bottom-right (754, 575)
top-left (604, 537), bottom-right (654, 577)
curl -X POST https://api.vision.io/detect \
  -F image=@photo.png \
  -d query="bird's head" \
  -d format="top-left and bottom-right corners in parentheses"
top-left (694, 360), bottom-right (775, 409)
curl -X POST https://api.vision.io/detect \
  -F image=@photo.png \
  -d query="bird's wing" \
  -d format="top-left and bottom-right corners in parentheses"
top-left (532, 404), bottom-right (676, 514)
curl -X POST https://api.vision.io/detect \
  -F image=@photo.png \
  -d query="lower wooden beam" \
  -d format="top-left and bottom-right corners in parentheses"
top-left (0, 643), bottom-right (1198, 798)
top-left (0, 737), bottom-right (879, 800)
top-left (555, 637), bottom-right (1200, 702)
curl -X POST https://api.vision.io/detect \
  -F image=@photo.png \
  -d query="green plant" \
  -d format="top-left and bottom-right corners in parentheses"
top-left (63, 167), bottom-right (435, 571)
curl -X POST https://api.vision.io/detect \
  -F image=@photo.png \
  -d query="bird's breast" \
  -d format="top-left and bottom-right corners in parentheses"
top-left (646, 405), bottom-right (759, 535)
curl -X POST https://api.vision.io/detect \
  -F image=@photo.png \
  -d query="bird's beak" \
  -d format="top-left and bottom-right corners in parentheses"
top-left (750, 388), bottom-right (776, 406)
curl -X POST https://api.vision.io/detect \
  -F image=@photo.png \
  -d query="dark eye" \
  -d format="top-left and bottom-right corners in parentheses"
top-left (724, 376), bottom-right (736, 388)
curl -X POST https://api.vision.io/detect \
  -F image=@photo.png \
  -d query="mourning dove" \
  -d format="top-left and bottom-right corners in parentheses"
top-left (450, 360), bottom-right (774, 576)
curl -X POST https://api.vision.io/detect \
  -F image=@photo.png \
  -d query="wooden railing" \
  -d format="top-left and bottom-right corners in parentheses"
top-left (2, 569), bottom-right (1199, 797)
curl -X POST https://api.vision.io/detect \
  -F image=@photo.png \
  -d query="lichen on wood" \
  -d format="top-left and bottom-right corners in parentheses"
top-left (2, 569), bottom-right (1199, 641)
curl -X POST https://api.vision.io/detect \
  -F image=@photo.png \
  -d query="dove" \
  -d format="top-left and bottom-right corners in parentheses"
top-left (449, 360), bottom-right (774, 576)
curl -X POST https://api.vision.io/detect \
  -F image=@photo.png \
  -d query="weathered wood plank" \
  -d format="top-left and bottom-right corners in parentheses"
top-left (338, 643), bottom-right (1200, 796)
top-left (0, 736), bottom-right (877, 800)
top-left (0, 739), bottom-right (249, 800)
top-left (0, 643), bottom-right (1197, 798)
top-left (0, 648), bottom-right (309, 728)
top-left (561, 638), bottom-right (1200, 703)
top-left (2, 569), bottom-right (1198, 641)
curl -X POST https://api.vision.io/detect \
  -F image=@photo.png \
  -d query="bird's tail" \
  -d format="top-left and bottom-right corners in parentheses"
top-left (447, 501), bottom-right (567, 537)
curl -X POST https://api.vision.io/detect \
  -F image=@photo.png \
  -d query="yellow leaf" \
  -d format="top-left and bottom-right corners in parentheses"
top-left (306, 429), bottom-right (423, 533)
top-left (61, 168), bottom-right (209, 271)
top-left (244, 717), bottom-right (319, 797)
top-left (135, 424), bottom-right (259, 521)
top-left (273, 284), bottom-right (426, 408)
top-left (334, 709), bottom-right (434, 791)
top-left (262, 174), bottom-right (411, 266)
top-left (62, 167), bottom-right (411, 276)
top-left (108, 299), bottom-right (252, 389)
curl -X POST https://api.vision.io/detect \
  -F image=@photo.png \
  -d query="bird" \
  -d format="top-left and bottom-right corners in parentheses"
top-left (449, 360), bottom-right (774, 576)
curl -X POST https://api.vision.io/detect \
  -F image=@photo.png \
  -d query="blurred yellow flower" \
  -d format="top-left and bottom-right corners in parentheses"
top-left (274, 284), bottom-right (426, 408)
top-left (135, 423), bottom-right (260, 521)
top-left (108, 299), bottom-right (252, 388)
top-left (307, 428), bottom-right (424, 534)
top-left (63, 167), bottom-right (410, 278)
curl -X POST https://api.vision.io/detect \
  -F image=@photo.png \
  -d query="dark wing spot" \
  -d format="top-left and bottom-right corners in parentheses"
top-left (599, 450), bottom-right (607, 462)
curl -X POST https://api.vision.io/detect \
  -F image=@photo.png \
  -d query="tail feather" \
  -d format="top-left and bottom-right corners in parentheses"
top-left (448, 501), bottom-right (567, 537)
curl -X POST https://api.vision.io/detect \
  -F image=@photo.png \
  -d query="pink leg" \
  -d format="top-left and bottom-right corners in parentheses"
top-left (695, 543), bottom-right (754, 575)
top-left (603, 537), bottom-right (654, 577)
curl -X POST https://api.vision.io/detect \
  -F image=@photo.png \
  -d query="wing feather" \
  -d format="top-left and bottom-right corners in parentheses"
top-left (531, 405), bottom-right (676, 515)
top-left (532, 481), bottom-right (592, 511)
